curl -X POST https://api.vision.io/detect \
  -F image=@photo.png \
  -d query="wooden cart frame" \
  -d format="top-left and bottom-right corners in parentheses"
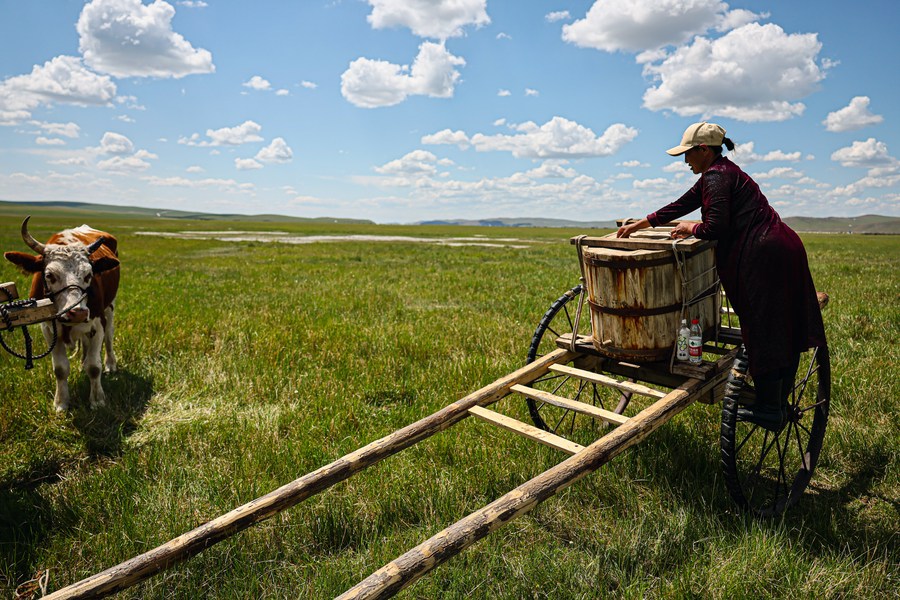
top-left (23, 230), bottom-right (830, 600)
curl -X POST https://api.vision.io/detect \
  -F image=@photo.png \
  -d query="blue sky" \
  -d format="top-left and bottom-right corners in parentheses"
top-left (1, 0), bottom-right (897, 223)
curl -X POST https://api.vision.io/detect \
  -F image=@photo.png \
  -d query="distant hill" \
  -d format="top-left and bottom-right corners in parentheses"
top-left (782, 214), bottom-right (900, 234)
top-left (0, 200), bottom-right (374, 225)
top-left (2, 200), bottom-right (897, 233)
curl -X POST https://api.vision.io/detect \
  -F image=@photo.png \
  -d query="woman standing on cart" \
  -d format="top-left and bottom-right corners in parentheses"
top-left (617, 122), bottom-right (826, 431)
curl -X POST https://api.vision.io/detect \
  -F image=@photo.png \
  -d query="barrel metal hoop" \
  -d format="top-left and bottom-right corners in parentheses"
top-left (582, 255), bottom-right (673, 269)
top-left (587, 298), bottom-right (683, 317)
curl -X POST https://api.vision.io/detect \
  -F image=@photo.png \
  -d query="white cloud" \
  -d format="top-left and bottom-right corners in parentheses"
top-left (830, 138), bottom-right (895, 168)
top-left (421, 129), bottom-right (470, 149)
top-left (0, 56), bottom-right (116, 124)
top-left (31, 121), bottom-right (81, 138)
top-left (733, 141), bottom-right (802, 164)
top-left (498, 89), bottom-right (511, 97)
top-left (633, 177), bottom-right (671, 190)
top-left (235, 158), bottom-right (263, 170)
top-left (496, 32), bottom-right (511, 40)
top-left (341, 42), bottom-right (465, 108)
top-left (823, 96), bottom-right (884, 132)
top-left (255, 137), bottom-right (293, 163)
top-left (144, 175), bottom-right (254, 192)
top-left (470, 117), bottom-right (638, 159)
top-left (100, 131), bottom-right (135, 154)
top-left (750, 167), bottom-right (804, 180)
top-left (97, 154), bottom-right (152, 172)
top-left (180, 120), bottom-right (264, 146)
top-left (177, 1), bottom-right (208, 7)
top-left (619, 160), bottom-right (648, 168)
top-left (243, 76), bottom-right (271, 91)
top-left (300, 80), bottom-right (318, 89)
top-left (186, 165), bottom-right (204, 173)
top-left (77, 0), bottom-right (215, 78)
top-left (36, 137), bottom-right (66, 146)
top-left (545, 11), bottom-right (571, 23)
top-left (275, 89), bottom-right (289, 96)
top-left (366, 0), bottom-right (489, 40)
top-left (562, 0), bottom-right (763, 53)
top-left (524, 161), bottom-right (578, 179)
top-left (525, 88), bottom-right (539, 96)
top-left (642, 23), bottom-right (826, 122)
top-left (375, 150), bottom-right (439, 176)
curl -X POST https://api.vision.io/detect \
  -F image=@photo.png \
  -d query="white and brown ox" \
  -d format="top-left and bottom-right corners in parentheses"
top-left (4, 217), bottom-right (120, 411)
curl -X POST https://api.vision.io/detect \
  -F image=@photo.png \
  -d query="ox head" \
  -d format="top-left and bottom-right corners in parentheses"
top-left (4, 217), bottom-right (119, 324)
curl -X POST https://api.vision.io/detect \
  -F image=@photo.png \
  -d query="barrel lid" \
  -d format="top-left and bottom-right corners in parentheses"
top-left (571, 227), bottom-right (714, 254)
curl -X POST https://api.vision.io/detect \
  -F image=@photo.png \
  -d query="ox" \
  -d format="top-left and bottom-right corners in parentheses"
top-left (4, 217), bottom-right (120, 411)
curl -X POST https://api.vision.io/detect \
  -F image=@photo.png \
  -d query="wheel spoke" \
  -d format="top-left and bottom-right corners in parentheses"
top-left (792, 422), bottom-right (810, 472)
top-left (798, 399), bottom-right (827, 413)
top-left (735, 424), bottom-right (758, 454)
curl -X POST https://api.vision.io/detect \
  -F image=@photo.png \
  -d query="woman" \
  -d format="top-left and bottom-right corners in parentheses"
top-left (617, 122), bottom-right (826, 430)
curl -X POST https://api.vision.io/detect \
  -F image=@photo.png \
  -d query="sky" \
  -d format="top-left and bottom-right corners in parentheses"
top-left (0, 0), bottom-right (898, 224)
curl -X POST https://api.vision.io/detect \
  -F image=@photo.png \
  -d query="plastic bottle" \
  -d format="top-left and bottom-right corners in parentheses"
top-left (676, 319), bottom-right (690, 362)
top-left (689, 318), bottom-right (703, 364)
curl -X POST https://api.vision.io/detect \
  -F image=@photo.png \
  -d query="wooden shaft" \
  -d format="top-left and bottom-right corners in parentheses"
top-left (338, 350), bottom-right (737, 600)
top-left (44, 348), bottom-right (575, 600)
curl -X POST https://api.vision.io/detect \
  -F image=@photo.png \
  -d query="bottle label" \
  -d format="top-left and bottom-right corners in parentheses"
top-left (689, 338), bottom-right (702, 363)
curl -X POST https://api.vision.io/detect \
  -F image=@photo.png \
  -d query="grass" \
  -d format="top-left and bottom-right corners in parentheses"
top-left (0, 210), bottom-right (897, 598)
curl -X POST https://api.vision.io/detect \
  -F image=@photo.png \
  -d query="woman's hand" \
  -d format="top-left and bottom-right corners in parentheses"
top-left (669, 222), bottom-right (696, 239)
top-left (616, 218), bottom-right (650, 238)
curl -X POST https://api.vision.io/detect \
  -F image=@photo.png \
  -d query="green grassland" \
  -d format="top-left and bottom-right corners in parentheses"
top-left (0, 209), bottom-right (897, 598)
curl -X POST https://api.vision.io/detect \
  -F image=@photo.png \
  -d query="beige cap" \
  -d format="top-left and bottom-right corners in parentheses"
top-left (666, 122), bottom-right (726, 156)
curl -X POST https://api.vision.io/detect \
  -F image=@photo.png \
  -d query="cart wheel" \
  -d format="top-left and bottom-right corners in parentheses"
top-left (525, 284), bottom-right (629, 439)
top-left (720, 345), bottom-right (830, 516)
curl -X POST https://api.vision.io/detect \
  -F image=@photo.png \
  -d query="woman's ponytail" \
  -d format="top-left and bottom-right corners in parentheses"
top-left (723, 137), bottom-right (735, 152)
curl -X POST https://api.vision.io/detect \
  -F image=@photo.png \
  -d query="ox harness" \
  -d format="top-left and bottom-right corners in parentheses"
top-left (0, 281), bottom-right (89, 370)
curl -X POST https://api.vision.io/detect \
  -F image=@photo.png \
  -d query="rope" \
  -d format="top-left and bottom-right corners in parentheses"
top-left (570, 235), bottom-right (589, 352)
top-left (669, 237), bottom-right (721, 370)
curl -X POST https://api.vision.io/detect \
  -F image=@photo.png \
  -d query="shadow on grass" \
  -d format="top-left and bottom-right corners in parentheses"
top-left (0, 369), bottom-right (152, 589)
top-left (541, 415), bottom-right (897, 564)
top-left (70, 369), bottom-right (153, 456)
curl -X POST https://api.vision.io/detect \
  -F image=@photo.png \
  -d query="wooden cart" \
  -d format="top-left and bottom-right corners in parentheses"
top-left (42, 227), bottom-right (830, 600)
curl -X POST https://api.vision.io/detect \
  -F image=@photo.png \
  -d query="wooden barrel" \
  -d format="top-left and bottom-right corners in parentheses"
top-left (581, 236), bottom-right (718, 362)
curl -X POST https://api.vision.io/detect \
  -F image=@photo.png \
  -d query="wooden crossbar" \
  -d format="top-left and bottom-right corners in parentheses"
top-left (549, 364), bottom-right (666, 399)
top-left (511, 384), bottom-right (629, 426)
top-left (468, 405), bottom-right (584, 455)
top-left (0, 298), bottom-right (56, 331)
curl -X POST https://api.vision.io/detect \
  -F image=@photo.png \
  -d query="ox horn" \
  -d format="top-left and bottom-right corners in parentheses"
top-left (87, 236), bottom-right (105, 254)
top-left (20, 216), bottom-right (45, 254)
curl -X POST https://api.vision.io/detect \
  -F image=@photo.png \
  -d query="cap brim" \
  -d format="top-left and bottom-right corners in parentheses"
top-left (666, 144), bottom-right (692, 156)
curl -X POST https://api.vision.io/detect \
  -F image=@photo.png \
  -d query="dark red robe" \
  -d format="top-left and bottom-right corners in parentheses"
top-left (647, 156), bottom-right (826, 377)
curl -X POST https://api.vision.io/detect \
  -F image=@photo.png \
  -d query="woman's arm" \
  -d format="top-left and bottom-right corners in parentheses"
top-left (692, 170), bottom-right (731, 239)
top-left (648, 179), bottom-right (702, 227)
